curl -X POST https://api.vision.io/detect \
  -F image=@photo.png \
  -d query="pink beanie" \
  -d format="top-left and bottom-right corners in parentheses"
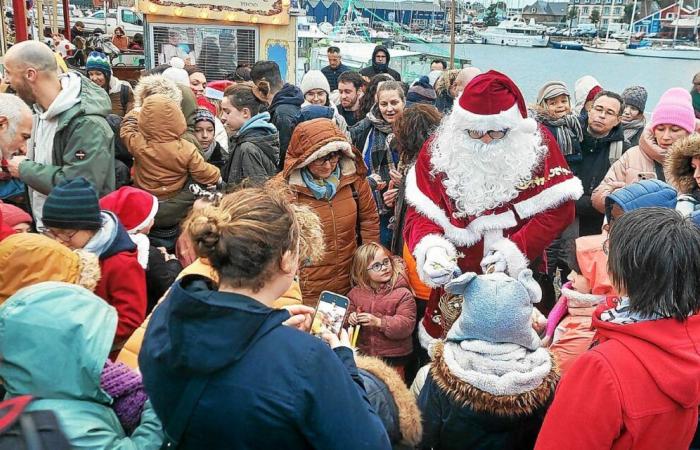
top-left (0, 203), bottom-right (32, 227)
top-left (650, 88), bottom-right (695, 133)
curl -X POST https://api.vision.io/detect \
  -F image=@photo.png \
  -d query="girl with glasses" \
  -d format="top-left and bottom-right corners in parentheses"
top-left (347, 242), bottom-right (416, 379)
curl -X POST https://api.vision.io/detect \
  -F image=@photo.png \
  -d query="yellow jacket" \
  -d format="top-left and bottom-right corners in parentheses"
top-left (117, 257), bottom-right (302, 369)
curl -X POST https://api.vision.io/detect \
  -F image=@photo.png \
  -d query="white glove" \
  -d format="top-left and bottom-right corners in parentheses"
top-left (423, 247), bottom-right (459, 286)
top-left (480, 251), bottom-right (507, 274)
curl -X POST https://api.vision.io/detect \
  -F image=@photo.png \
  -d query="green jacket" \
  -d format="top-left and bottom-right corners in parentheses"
top-left (0, 281), bottom-right (164, 450)
top-left (19, 73), bottom-right (115, 196)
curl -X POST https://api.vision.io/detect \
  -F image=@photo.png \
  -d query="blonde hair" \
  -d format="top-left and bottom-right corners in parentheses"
top-left (350, 243), bottom-right (402, 290)
top-left (290, 203), bottom-right (325, 266)
top-left (184, 183), bottom-right (299, 293)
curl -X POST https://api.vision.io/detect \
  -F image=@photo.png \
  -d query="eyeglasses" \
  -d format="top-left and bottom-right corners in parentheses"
top-left (311, 151), bottom-right (341, 166)
top-left (305, 90), bottom-right (327, 99)
top-left (465, 129), bottom-right (510, 140)
top-left (592, 105), bottom-right (620, 118)
top-left (43, 228), bottom-right (79, 242)
top-left (367, 258), bottom-right (391, 272)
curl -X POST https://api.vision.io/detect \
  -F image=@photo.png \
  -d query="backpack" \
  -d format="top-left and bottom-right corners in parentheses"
top-left (119, 84), bottom-right (130, 115)
top-left (0, 396), bottom-right (71, 450)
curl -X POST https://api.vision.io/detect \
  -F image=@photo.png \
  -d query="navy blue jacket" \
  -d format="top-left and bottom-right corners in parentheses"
top-left (269, 83), bottom-right (304, 170)
top-left (139, 275), bottom-right (391, 450)
top-left (321, 63), bottom-right (350, 92)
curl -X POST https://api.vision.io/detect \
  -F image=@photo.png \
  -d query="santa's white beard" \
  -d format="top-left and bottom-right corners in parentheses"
top-left (430, 115), bottom-right (547, 218)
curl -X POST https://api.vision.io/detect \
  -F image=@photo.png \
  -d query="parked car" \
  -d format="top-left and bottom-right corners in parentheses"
top-left (74, 7), bottom-right (143, 37)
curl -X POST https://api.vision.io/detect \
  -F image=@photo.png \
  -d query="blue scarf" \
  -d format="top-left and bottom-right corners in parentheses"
top-left (301, 166), bottom-right (341, 200)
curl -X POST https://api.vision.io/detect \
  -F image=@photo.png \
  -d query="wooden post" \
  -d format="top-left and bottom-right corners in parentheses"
top-left (450, 0), bottom-right (456, 68)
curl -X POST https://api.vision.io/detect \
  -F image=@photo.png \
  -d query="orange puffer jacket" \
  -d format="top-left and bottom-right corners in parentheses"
top-left (281, 118), bottom-right (380, 306)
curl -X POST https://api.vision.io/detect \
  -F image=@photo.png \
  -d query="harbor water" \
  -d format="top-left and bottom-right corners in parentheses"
top-left (408, 42), bottom-right (699, 109)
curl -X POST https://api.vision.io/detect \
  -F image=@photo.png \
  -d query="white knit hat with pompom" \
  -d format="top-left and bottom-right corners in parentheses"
top-left (162, 57), bottom-right (190, 86)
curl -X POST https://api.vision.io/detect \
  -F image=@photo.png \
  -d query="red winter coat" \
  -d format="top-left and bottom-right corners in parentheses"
top-left (93, 216), bottom-right (147, 352)
top-left (536, 299), bottom-right (700, 450)
top-left (347, 274), bottom-right (416, 358)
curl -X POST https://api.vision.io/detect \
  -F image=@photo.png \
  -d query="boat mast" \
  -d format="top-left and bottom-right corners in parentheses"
top-left (627, 0), bottom-right (637, 45)
top-left (450, 0), bottom-right (456, 67)
top-left (672, 0), bottom-right (681, 44)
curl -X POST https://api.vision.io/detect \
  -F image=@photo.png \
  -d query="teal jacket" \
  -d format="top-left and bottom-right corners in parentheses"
top-left (19, 73), bottom-right (115, 196)
top-left (0, 281), bottom-right (163, 450)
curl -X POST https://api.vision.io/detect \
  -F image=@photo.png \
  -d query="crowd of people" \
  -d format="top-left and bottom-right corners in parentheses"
top-left (1, 37), bottom-right (700, 449)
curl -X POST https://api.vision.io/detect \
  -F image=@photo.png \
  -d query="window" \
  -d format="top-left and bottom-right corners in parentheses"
top-left (613, 7), bottom-right (621, 14)
top-left (121, 9), bottom-right (142, 26)
top-left (602, 18), bottom-right (609, 24)
top-left (603, 6), bottom-right (610, 14)
top-left (92, 10), bottom-right (104, 19)
top-left (531, 7), bottom-right (537, 12)
top-left (150, 24), bottom-right (258, 81)
top-left (583, 6), bottom-right (589, 13)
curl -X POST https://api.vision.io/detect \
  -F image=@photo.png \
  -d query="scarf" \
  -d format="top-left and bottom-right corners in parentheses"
top-left (84, 212), bottom-right (118, 258)
top-left (600, 297), bottom-right (672, 324)
top-left (691, 89), bottom-right (700, 117)
top-left (622, 117), bottom-right (646, 143)
top-left (301, 165), bottom-right (341, 200)
top-left (441, 339), bottom-right (552, 396)
top-left (363, 106), bottom-right (395, 176)
top-left (535, 111), bottom-right (583, 157)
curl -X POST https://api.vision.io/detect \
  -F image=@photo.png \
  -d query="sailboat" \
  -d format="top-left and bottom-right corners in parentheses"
top-left (624, 0), bottom-right (700, 59)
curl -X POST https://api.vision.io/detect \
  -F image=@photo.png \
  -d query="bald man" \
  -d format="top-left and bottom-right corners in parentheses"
top-left (453, 67), bottom-right (482, 99)
top-left (3, 40), bottom-right (114, 226)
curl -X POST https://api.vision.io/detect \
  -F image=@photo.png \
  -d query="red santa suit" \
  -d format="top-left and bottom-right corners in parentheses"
top-left (403, 71), bottom-right (583, 348)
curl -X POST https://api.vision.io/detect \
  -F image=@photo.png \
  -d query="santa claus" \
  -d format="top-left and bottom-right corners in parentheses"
top-left (403, 70), bottom-right (583, 348)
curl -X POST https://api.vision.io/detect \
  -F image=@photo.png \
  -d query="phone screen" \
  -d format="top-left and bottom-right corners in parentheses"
top-left (310, 291), bottom-right (349, 338)
top-left (638, 172), bottom-right (657, 181)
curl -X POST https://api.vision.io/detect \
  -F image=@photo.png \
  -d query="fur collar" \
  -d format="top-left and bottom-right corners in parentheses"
top-left (666, 134), bottom-right (700, 194)
top-left (355, 355), bottom-right (422, 447)
top-left (430, 341), bottom-right (559, 417)
top-left (560, 286), bottom-right (605, 309)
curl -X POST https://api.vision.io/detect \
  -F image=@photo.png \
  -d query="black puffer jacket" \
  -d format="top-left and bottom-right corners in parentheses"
top-left (269, 83), bottom-right (304, 170)
top-left (360, 45), bottom-right (402, 81)
top-left (223, 113), bottom-right (280, 186)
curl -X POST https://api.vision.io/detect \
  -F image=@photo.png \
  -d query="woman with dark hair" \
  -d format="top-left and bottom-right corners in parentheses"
top-left (139, 185), bottom-right (391, 449)
top-left (536, 207), bottom-right (700, 450)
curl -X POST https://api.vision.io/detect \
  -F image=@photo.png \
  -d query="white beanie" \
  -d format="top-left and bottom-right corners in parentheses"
top-left (300, 70), bottom-right (331, 96)
top-left (162, 57), bottom-right (190, 86)
top-left (574, 75), bottom-right (601, 115)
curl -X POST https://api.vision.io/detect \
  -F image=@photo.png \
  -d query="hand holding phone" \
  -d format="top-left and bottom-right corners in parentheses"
top-left (321, 328), bottom-right (352, 350)
top-left (310, 291), bottom-right (349, 338)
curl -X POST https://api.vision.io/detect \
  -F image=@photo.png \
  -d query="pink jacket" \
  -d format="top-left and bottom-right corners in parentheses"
top-left (592, 127), bottom-right (667, 213)
top-left (347, 274), bottom-right (416, 358)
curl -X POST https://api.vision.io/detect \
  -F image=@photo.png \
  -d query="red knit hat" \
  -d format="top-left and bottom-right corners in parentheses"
top-left (196, 96), bottom-right (217, 115)
top-left (0, 206), bottom-right (15, 241)
top-left (99, 187), bottom-right (158, 233)
top-left (0, 203), bottom-right (32, 228)
top-left (455, 70), bottom-right (537, 133)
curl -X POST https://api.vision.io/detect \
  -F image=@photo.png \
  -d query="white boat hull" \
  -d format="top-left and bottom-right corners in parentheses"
top-left (582, 45), bottom-right (625, 54)
top-left (479, 32), bottom-right (549, 47)
top-left (624, 47), bottom-right (700, 60)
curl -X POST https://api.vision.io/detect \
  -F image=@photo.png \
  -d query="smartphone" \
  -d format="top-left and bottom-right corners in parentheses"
top-left (638, 172), bottom-right (657, 181)
top-left (310, 291), bottom-right (349, 338)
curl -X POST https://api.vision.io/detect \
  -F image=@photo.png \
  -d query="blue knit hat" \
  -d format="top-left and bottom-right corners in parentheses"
top-left (43, 177), bottom-right (102, 230)
top-left (194, 108), bottom-right (216, 126)
top-left (85, 51), bottom-right (111, 77)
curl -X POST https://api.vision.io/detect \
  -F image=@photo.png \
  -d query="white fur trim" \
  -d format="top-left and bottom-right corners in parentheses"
top-left (128, 195), bottom-right (159, 234)
top-left (298, 141), bottom-right (353, 169)
top-left (452, 102), bottom-right (537, 134)
top-left (130, 233), bottom-right (151, 269)
top-left (418, 320), bottom-right (439, 358)
top-left (405, 167), bottom-right (518, 247)
top-left (489, 238), bottom-right (529, 277)
top-left (413, 234), bottom-right (457, 288)
top-left (514, 177), bottom-right (583, 220)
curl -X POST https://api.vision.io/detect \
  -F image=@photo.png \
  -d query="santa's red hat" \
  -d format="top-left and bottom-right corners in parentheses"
top-left (454, 70), bottom-right (537, 134)
top-left (99, 186), bottom-right (158, 234)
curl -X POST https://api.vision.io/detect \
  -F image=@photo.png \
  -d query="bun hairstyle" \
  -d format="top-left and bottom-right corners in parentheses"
top-left (185, 183), bottom-right (299, 293)
top-left (223, 81), bottom-right (271, 116)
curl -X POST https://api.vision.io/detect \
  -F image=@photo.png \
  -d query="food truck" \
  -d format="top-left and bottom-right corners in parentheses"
top-left (136, 0), bottom-right (297, 82)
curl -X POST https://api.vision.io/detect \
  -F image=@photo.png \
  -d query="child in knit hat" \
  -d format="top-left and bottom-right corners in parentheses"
top-left (574, 75), bottom-right (602, 117)
top-left (0, 202), bottom-right (32, 232)
top-left (534, 80), bottom-right (583, 164)
top-left (86, 51), bottom-right (135, 117)
top-left (100, 186), bottom-right (182, 314)
top-left (543, 235), bottom-right (616, 375)
top-left (592, 87), bottom-right (696, 214)
top-left (42, 177), bottom-right (146, 353)
top-left (418, 269), bottom-right (558, 449)
top-left (121, 94), bottom-right (222, 228)
top-left (194, 108), bottom-right (228, 170)
top-left (621, 85), bottom-right (648, 146)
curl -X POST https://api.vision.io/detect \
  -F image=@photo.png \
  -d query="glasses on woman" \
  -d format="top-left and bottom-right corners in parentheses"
top-left (465, 129), bottom-right (510, 140)
top-left (367, 258), bottom-right (391, 272)
top-left (311, 151), bottom-right (341, 166)
top-left (42, 228), bottom-right (79, 242)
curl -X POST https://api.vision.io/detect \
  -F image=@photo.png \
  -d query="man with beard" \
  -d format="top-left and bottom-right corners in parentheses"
top-left (336, 71), bottom-right (364, 127)
top-left (0, 93), bottom-right (33, 202)
top-left (3, 41), bottom-right (114, 227)
top-left (403, 71), bottom-right (583, 347)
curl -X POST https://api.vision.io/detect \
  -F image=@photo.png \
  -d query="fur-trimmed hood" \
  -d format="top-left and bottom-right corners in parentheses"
top-left (666, 133), bottom-right (700, 194)
top-left (356, 355), bottom-right (422, 447)
top-left (0, 233), bottom-right (101, 303)
top-left (430, 341), bottom-right (558, 417)
top-left (133, 74), bottom-right (183, 108)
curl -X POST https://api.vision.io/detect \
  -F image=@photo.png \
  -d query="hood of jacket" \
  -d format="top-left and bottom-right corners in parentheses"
top-left (239, 111), bottom-right (277, 135)
top-left (133, 74), bottom-right (183, 108)
top-left (296, 105), bottom-right (335, 125)
top-left (0, 281), bottom-right (115, 403)
top-left (36, 72), bottom-right (111, 130)
top-left (138, 94), bottom-right (187, 142)
top-left (605, 179), bottom-right (677, 220)
top-left (141, 275), bottom-right (291, 374)
top-left (269, 83), bottom-right (304, 112)
top-left (371, 45), bottom-right (391, 71)
top-left (282, 118), bottom-right (361, 187)
top-left (592, 309), bottom-right (700, 408)
top-left (666, 133), bottom-right (700, 195)
top-left (638, 126), bottom-right (666, 164)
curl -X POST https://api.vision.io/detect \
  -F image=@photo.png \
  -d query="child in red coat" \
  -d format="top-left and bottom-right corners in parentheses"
top-left (347, 243), bottom-right (416, 378)
top-left (42, 177), bottom-right (146, 354)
